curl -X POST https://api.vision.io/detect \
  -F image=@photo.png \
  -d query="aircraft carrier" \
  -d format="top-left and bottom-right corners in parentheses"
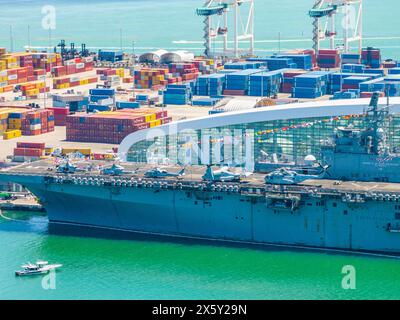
top-left (1, 93), bottom-right (400, 254)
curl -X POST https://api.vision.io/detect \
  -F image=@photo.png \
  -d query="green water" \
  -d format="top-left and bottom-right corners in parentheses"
top-left (0, 0), bottom-right (400, 58)
top-left (1, 210), bottom-right (400, 300)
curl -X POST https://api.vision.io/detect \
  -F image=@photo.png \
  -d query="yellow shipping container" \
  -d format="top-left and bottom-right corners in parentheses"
top-left (149, 120), bottom-right (162, 128)
top-left (104, 153), bottom-right (115, 160)
top-left (45, 147), bottom-right (54, 156)
top-left (145, 114), bottom-right (156, 122)
top-left (3, 129), bottom-right (21, 140)
top-left (26, 88), bottom-right (40, 96)
top-left (36, 82), bottom-right (46, 89)
top-left (0, 112), bottom-right (9, 120)
top-left (61, 148), bottom-right (91, 156)
top-left (8, 118), bottom-right (21, 125)
top-left (116, 68), bottom-right (125, 78)
top-left (8, 123), bottom-right (21, 130)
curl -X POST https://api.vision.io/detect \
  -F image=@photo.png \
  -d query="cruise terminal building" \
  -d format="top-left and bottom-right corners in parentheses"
top-left (119, 98), bottom-right (400, 169)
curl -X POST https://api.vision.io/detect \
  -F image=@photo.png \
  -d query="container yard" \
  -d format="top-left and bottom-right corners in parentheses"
top-left (66, 108), bottom-right (171, 144)
top-left (1, 43), bottom-right (400, 158)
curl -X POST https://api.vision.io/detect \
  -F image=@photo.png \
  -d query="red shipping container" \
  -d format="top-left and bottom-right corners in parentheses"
top-left (66, 65), bottom-right (77, 74)
top-left (17, 142), bottom-right (46, 149)
top-left (48, 107), bottom-right (69, 115)
top-left (223, 90), bottom-right (246, 96)
top-left (34, 69), bottom-right (46, 76)
top-left (14, 148), bottom-right (44, 157)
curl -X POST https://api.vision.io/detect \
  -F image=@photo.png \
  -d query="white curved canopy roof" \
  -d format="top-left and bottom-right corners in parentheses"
top-left (119, 97), bottom-right (400, 161)
top-left (139, 49), bottom-right (169, 63)
top-left (160, 51), bottom-right (195, 64)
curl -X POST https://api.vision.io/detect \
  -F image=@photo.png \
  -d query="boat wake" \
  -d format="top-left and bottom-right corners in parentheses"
top-left (0, 209), bottom-right (46, 225)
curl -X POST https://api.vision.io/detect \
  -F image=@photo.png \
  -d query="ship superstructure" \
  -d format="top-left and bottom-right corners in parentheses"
top-left (321, 94), bottom-right (400, 182)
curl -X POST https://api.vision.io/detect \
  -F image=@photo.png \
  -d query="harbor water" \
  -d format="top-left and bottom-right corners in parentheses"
top-left (0, 0), bottom-right (400, 58)
top-left (1, 210), bottom-right (400, 300)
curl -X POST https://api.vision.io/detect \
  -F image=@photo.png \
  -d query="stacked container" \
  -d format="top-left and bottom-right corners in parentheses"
top-left (163, 84), bottom-right (192, 105)
top-left (342, 64), bottom-right (365, 73)
top-left (331, 90), bottom-right (360, 100)
top-left (46, 107), bottom-right (70, 126)
top-left (224, 62), bottom-right (266, 70)
top-left (52, 57), bottom-right (94, 77)
top-left (389, 68), bottom-right (400, 75)
top-left (31, 53), bottom-right (63, 72)
top-left (134, 68), bottom-right (169, 89)
top-left (193, 58), bottom-right (218, 74)
top-left (342, 76), bottom-right (372, 90)
top-left (224, 69), bottom-right (263, 95)
top-left (196, 75), bottom-right (210, 96)
top-left (266, 58), bottom-right (297, 70)
top-left (341, 53), bottom-right (361, 65)
top-left (88, 88), bottom-right (115, 112)
top-left (52, 94), bottom-right (88, 112)
top-left (66, 109), bottom-right (171, 144)
top-left (20, 81), bottom-right (49, 98)
top-left (98, 50), bottom-right (124, 62)
top-left (116, 101), bottom-right (140, 109)
top-left (169, 63), bottom-right (200, 82)
top-left (317, 49), bottom-right (341, 68)
top-left (13, 142), bottom-right (46, 162)
top-left (248, 70), bottom-right (283, 97)
top-left (292, 72), bottom-right (330, 98)
top-left (53, 75), bottom-right (98, 89)
top-left (273, 54), bottom-right (312, 70)
top-left (208, 74), bottom-right (226, 96)
top-left (362, 47), bottom-right (381, 68)
top-left (281, 70), bottom-right (308, 93)
top-left (21, 109), bottom-right (54, 136)
top-left (7, 109), bottom-right (30, 130)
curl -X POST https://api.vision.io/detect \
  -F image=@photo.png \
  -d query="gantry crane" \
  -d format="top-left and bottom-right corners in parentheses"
top-left (309, 0), bottom-right (363, 53)
top-left (196, 0), bottom-right (254, 58)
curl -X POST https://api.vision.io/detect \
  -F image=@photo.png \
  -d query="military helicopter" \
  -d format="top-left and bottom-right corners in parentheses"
top-left (202, 165), bottom-right (252, 182)
top-left (144, 167), bottom-right (185, 178)
top-left (265, 165), bottom-right (330, 185)
top-left (101, 164), bottom-right (137, 176)
top-left (56, 160), bottom-right (86, 174)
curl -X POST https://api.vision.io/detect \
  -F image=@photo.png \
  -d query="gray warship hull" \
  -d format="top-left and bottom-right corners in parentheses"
top-left (1, 164), bottom-right (400, 254)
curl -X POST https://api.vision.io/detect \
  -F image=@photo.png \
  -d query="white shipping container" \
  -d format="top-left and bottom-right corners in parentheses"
top-left (84, 56), bottom-right (94, 63)
top-left (37, 75), bottom-right (46, 81)
top-left (99, 98), bottom-right (113, 106)
top-left (0, 70), bottom-right (7, 77)
top-left (70, 76), bottom-right (80, 82)
top-left (30, 124), bottom-right (42, 130)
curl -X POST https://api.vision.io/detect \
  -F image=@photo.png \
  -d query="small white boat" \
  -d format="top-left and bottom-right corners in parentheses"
top-left (15, 261), bottom-right (62, 276)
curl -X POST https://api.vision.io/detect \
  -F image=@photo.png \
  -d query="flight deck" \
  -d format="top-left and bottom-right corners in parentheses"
top-left (3, 159), bottom-right (400, 200)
